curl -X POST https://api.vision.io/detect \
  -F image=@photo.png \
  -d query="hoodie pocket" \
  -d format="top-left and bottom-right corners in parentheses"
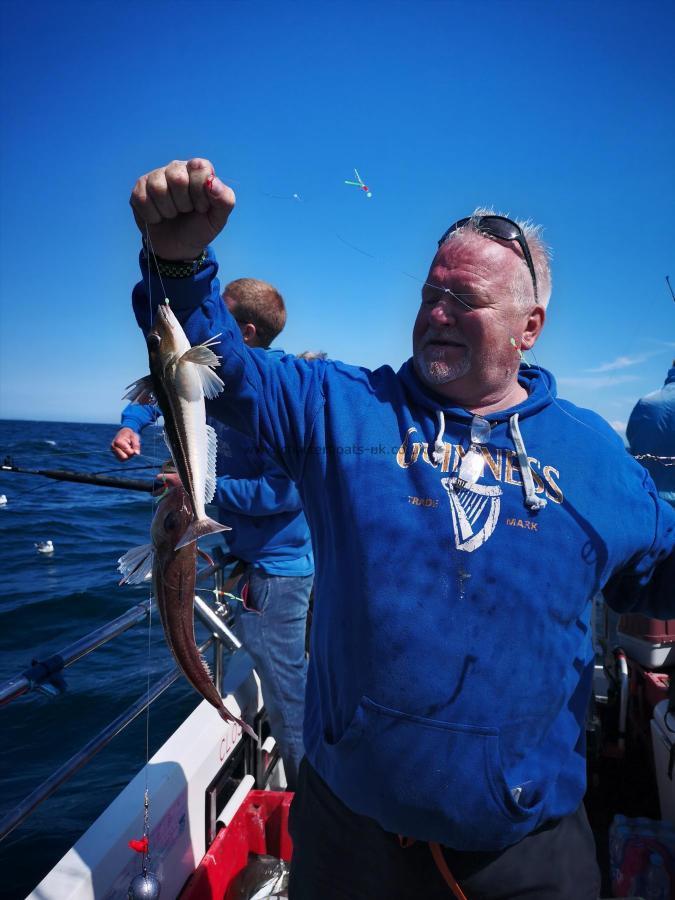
top-left (319, 695), bottom-right (544, 851)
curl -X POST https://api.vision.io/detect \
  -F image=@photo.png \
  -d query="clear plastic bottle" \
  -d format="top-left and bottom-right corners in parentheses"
top-left (643, 852), bottom-right (670, 900)
top-left (609, 816), bottom-right (626, 879)
top-left (609, 815), bottom-right (629, 860)
top-left (611, 822), bottom-right (634, 892)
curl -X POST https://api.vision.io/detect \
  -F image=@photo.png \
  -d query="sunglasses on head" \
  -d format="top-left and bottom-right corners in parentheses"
top-left (437, 215), bottom-right (538, 302)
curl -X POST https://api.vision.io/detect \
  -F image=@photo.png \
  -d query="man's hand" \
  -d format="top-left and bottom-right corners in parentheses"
top-left (129, 158), bottom-right (235, 260)
top-left (111, 427), bottom-right (141, 461)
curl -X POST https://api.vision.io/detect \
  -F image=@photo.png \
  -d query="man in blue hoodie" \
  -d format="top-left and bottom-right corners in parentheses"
top-left (627, 361), bottom-right (675, 505)
top-left (129, 158), bottom-right (675, 899)
top-left (112, 276), bottom-right (313, 791)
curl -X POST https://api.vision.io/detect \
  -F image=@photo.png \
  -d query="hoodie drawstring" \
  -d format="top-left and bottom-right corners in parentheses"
top-left (432, 410), bottom-right (446, 465)
top-left (508, 413), bottom-right (547, 511)
top-left (430, 408), bottom-right (546, 513)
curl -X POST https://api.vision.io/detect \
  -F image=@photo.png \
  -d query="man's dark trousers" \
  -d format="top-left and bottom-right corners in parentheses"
top-left (289, 758), bottom-right (601, 899)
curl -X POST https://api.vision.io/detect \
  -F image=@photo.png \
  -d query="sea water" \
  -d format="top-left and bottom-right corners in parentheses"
top-left (0, 419), bottom-right (222, 899)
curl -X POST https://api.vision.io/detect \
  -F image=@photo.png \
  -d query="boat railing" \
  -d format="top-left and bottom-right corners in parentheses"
top-left (0, 561), bottom-right (242, 843)
top-left (0, 599), bottom-right (155, 706)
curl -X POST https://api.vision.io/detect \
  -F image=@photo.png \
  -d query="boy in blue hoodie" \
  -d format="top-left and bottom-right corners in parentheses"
top-left (113, 276), bottom-right (313, 791)
top-left (129, 158), bottom-right (675, 899)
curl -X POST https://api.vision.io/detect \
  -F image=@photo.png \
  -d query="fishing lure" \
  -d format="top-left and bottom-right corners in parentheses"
top-left (344, 168), bottom-right (372, 198)
top-left (510, 337), bottom-right (529, 366)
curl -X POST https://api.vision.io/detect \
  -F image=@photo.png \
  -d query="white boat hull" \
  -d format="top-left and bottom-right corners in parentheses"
top-left (28, 677), bottom-right (261, 900)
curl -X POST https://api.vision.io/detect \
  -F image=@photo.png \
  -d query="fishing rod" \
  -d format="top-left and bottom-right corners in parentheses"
top-left (0, 460), bottom-right (155, 493)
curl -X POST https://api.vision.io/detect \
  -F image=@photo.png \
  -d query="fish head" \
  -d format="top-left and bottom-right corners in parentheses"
top-left (151, 485), bottom-right (194, 555)
top-left (148, 303), bottom-right (191, 373)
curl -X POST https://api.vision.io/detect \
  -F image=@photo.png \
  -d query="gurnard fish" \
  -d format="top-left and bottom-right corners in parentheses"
top-left (124, 300), bottom-right (229, 549)
top-left (118, 485), bottom-right (256, 739)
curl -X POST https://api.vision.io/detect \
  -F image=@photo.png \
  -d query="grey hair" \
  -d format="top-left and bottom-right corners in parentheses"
top-left (443, 207), bottom-right (552, 311)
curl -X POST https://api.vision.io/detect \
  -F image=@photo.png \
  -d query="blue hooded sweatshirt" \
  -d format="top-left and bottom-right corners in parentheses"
top-left (120, 369), bottom-right (313, 578)
top-left (133, 248), bottom-right (675, 851)
top-left (627, 365), bottom-right (675, 503)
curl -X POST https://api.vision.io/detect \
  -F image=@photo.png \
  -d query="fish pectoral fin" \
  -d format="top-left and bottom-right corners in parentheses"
top-left (181, 333), bottom-right (222, 361)
top-left (196, 364), bottom-right (225, 400)
top-left (174, 515), bottom-right (231, 551)
top-left (178, 346), bottom-right (225, 400)
top-left (122, 375), bottom-right (156, 405)
top-left (117, 543), bottom-right (154, 585)
top-left (180, 344), bottom-right (221, 367)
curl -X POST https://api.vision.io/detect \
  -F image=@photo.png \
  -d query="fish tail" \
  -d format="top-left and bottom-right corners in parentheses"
top-left (174, 515), bottom-right (231, 550)
top-left (218, 705), bottom-right (259, 742)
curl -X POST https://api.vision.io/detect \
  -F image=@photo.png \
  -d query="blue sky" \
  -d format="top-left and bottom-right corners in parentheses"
top-left (1, 0), bottom-right (673, 434)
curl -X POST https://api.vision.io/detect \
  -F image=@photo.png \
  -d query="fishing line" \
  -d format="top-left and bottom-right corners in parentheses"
top-left (144, 222), bottom-right (157, 776)
top-left (262, 190), bottom-right (304, 202)
top-left (249, 176), bottom-right (654, 449)
top-left (127, 225), bottom-right (165, 885)
top-left (20, 481), bottom-right (57, 498)
top-left (380, 251), bottom-right (618, 443)
top-left (138, 168), bottom-right (671, 539)
top-left (242, 173), bottom-right (521, 311)
top-left (144, 226), bottom-right (169, 318)
top-left (84, 464), bottom-right (161, 476)
top-left (523, 344), bottom-right (630, 451)
top-left (28, 448), bottom-right (146, 460)
top-left (142, 231), bottom-right (161, 873)
top-left (134, 228), bottom-right (199, 885)
top-left (335, 232), bottom-right (377, 259)
top-left (135, 165), bottom-right (662, 467)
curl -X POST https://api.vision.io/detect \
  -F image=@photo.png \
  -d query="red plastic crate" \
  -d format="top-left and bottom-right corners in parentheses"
top-left (618, 614), bottom-right (675, 644)
top-left (180, 790), bottom-right (293, 900)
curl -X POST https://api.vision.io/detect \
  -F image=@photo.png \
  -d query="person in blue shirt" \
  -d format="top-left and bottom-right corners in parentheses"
top-left (112, 276), bottom-right (313, 790)
top-left (128, 158), bottom-right (675, 899)
top-left (627, 361), bottom-right (675, 505)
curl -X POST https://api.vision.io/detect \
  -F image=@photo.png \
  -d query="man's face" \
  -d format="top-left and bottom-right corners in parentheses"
top-left (412, 234), bottom-right (539, 405)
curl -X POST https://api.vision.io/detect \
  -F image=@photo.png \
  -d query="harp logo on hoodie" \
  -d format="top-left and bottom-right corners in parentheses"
top-left (441, 478), bottom-right (503, 552)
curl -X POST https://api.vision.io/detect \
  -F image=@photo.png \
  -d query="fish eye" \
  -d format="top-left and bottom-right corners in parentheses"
top-left (147, 333), bottom-right (161, 350)
top-left (164, 511), bottom-right (177, 530)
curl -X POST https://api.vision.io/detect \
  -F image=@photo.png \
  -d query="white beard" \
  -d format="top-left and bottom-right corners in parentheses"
top-left (414, 344), bottom-right (471, 385)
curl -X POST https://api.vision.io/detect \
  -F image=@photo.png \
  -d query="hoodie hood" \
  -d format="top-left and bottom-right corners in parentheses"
top-left (397, 358), bottom-right (557, 423)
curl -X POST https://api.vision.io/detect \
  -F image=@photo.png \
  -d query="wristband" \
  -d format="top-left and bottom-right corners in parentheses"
top-left (142, 240), bottom-right (208, 279)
